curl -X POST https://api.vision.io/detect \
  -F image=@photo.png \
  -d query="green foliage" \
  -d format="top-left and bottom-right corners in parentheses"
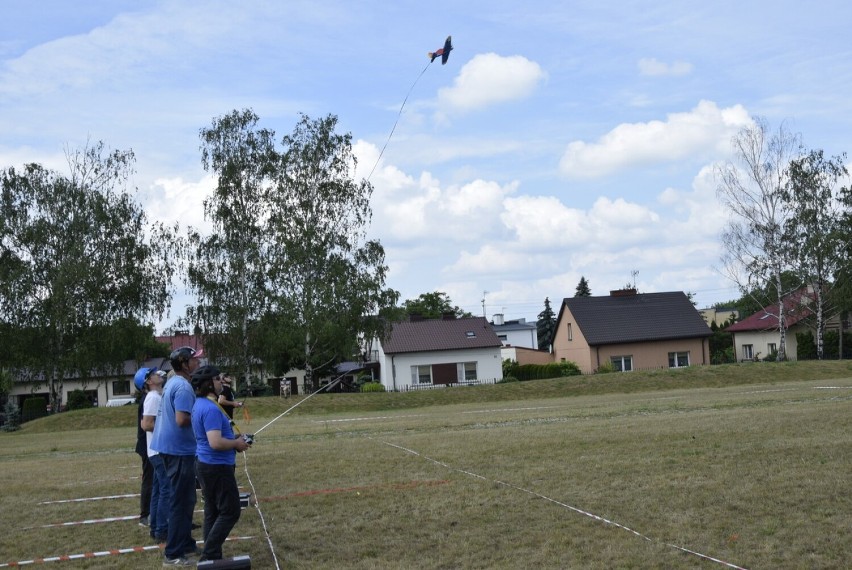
top-left (360, 382), bottom-right (385, 393)
top-left (502, 358), bottom-right (516, 378)
top-left (187, 110), bottom-right (398, 390)
top-left (400, 292), bottom-right (471, 319)
top-left (0, 368), bottom-right (11, 396)
top-left (574, 276), bottom-right (592, 297)
top-left (505, 362), bottom-right (577, 381)
top-left (709, 328), bottom-right (735, 364)
top-left (0, 141), bottom-right (176, 412)
top-left (536, 297), bottom-right (556, 350)
top-left (596, 361), bottom-right (616, 374)
top-left (1, 399), bottom-right (21, 431)
top-left (797, 330), bottom-right (852, 360)
top-left (557, 360), bottom-right (581, 376)
top-left (66, 389), bottom-right (93, 411)
top-left (21, 397), bottom-right (47, 422)
top-left (497, 375), bottom-right (519, 383)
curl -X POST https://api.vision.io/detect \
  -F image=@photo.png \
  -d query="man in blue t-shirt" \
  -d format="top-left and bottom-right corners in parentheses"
top-left (151, 346), bottom-right (203, 566)
top-left (190, 365), bottom-right (251, 562)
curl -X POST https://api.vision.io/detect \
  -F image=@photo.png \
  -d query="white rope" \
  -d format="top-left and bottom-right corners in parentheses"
top-left (375, 437), bottom-right (749, 570)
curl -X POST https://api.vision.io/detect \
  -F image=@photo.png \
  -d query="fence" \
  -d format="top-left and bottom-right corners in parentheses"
top-left (397, 377), bottom-right (500, 392)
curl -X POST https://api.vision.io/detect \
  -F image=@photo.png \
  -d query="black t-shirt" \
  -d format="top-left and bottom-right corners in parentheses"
top-left (220, 385), bottom-right (235, 419)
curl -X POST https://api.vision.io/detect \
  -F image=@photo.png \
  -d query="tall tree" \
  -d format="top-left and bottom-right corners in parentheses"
top-left (536, 297), bottom-right (556, 350)
top-left (574, 276), bottom-right (591, 297)
top-left (0, 142), bottom-right (175, 411)
top-left (400, 292), bottom-right (471, 319)
top-left (185, 109), bottom-right (276, 385)
top-left (265, 113), bottom-right (398, 390)
top-left (716, 118), bottom-right (802, 361)
top-left (783, 150), bottom-right (848, 359)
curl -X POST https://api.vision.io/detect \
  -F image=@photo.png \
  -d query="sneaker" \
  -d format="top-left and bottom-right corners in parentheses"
top-left (162, 556), bottom-right (193, 566)
top-left (138, 516), bottom-right (149, 527)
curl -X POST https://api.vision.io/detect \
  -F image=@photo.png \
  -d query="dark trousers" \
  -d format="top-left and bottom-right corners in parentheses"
top-left (139, 453), bottom-right (153, 518)
top-left (162, 453), bottom-right (198, 559)
top-left (196, 461), bottom-right (241, 561)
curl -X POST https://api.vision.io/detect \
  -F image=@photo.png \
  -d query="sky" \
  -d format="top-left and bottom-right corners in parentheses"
top-left (2, 1), bottom-right (851, 332)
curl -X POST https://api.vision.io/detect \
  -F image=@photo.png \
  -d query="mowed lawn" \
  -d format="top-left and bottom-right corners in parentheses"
top-left (1, 361), bottom-right (850, 569)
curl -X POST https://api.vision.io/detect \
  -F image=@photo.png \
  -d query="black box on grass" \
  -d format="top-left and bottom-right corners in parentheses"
top-left (196, 555), bottom-right (251, 569)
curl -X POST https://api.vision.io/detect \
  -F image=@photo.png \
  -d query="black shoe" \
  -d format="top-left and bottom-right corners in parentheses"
top-left (138, 516), bottom-right (149, 527)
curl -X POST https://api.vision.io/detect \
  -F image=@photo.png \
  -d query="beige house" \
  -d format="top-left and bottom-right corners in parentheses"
top-left (699, 307), bottom-right (740, 328)
top-left (725, 288), bottom-right (838, 361)
top-left (552, 289), bottom-right (712, 374)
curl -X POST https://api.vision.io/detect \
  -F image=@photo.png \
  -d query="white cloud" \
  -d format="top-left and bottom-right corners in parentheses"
top-left (437, 53), bottom-right (547, 113)
top-left (638, 57), bottom-right (693, 77)
top-left (146, 174), bottom-right (215, 234)
top-left (559, 100), bottom-right (752, 178)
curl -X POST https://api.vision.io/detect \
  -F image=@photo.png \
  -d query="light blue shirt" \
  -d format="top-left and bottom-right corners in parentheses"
top-left (192, 396), bottom-right (236, 465)
top-left (150, 375), bottom-right (196, 456)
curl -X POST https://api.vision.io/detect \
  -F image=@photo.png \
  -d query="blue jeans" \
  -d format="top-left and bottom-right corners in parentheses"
top-left (161, 453), bottom-right (198, 558)
top-left (196, 461), bottom-right (242, 561)
top-left (149, 454), bottom-right (171, 539)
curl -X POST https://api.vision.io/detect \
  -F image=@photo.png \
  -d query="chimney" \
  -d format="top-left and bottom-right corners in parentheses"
top-left (493, 313), bottom-right (504, 325)
top-left (610, 288), bottom-right (637, 297)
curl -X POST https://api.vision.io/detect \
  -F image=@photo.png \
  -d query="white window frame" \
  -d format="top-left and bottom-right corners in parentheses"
top-left (610, 355), bottom-right (633, 372)
top-left (668, 351), bottom-right (690, 368)
top-left (742, 344), bottom-right (754, 360)
top-left (567, 323), bottom-right (573, 341)
top-left (457, 362), bottom-right (477, 381)
top-left (411, 365), bottom-right (432, 385)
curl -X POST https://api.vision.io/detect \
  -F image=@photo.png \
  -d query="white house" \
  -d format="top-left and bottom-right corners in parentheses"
top-left (490, 314), bottom-right (538, 348)
top-left (375, 316), bottom-right (503, 391)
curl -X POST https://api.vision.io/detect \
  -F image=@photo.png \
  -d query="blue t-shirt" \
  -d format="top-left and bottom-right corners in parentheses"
top-left (150, 375), bottom-right (196, 456)
top-left (192, 396), bottom-right (237, 466)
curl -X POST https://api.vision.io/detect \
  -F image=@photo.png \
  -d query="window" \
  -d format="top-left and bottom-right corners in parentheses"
top-left (610, 355), bottom-right (633, 372)
top-left (465, 331), bottom-right (476, 338)
top-left (668, 352), bottom-right (690, 368)
top-left (113, 379), bottom-right (131, 395)
top-left (497, 334), bottom-right (508, 341)
top-left (767, 343), bottom-right (777, 355)
top-left (458, 362), bottom-right (477, 381)
top-left (742, 344), bottom-right (754, 360)
top-left (412, 365), bottom-right (432, 384)
top-left (567, 323), bottom-right (573, 341)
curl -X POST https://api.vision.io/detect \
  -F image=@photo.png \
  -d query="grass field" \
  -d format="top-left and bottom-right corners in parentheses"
top-left (1, 361), bottom-right (851, 569)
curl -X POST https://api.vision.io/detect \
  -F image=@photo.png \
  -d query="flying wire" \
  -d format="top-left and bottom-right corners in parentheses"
top-left (366, 61), bottom-right (432, 182)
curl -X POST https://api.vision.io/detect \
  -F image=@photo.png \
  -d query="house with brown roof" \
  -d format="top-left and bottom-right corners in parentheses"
top-left (724, 287), bottom-right (837, 361)
top-left (552, 289), bottom-right (712, 374)
top-left (375, 316), bottom-right (503, 391)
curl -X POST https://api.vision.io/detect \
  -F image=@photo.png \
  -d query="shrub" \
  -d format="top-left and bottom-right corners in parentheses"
top-left (22, 397), bottom-right (48, 422)
top-left (66, 389), bottom-right (94, 411)
top-left (1, 399), bottom-right (21, 432)
top-left (558, 361), bottom-right (581, 376)
top-left (361, 382), bottom-right (385, 393)
top-left (595, 361), bottom-right (615, 374)
top-left (498, 376), bottom-right (519, 383)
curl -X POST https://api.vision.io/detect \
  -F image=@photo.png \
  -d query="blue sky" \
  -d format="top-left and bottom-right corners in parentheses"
top-left (3, 1), bottom-right (851, 330)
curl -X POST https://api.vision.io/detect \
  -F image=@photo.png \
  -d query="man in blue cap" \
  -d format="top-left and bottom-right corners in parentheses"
top-left (151, 346), bottom-right (203, 566)
top-left (134, 366), bottom-right (158, 528)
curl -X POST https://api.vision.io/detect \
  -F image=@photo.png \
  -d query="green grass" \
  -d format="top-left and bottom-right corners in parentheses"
top-left (2, 361), bottom-right (851, 568)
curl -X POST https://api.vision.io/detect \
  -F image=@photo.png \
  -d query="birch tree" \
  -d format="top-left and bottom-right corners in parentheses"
top-left (0, 142), bottom-right (175, 411)
top-left (186, 109), bottom-right (276, 387)
top-left (783, 150), bottom-right (848, 359)
top-left (266, 114), bottom-right (397, 391)
top-left (716, 118), bottom-right (802, 361)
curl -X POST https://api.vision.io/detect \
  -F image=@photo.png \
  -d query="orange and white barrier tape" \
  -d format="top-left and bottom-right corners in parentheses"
top-left (0, 537), bottom-right (253, 567)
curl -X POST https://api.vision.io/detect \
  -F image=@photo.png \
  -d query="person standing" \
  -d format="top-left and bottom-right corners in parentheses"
top-left (140, 369), bottom-right (169, 543)
top-left (191, 365), bottom-right (250, 563)
top-left (134, 367), bottom-right (154, 528)
top-left (151, 346), bottom-right (203, 566)
top-left (217, 375), bottom-right (242, 419)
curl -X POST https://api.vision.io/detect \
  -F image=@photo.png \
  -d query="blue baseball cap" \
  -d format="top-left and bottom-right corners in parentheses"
top-left (133, 367), bottom-right (158, 391)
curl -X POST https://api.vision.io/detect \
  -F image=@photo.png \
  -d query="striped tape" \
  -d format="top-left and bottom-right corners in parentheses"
top-left (38, 493), bottom-right (139, 505)
top-left (0, 537), bottom-right (253, 567)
